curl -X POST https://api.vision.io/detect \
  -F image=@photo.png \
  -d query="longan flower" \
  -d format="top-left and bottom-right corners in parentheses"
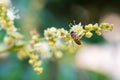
top-left (33, 61), bottom-right (42, 68)
top-left (44, 27), bottom-right (60, 46)
top-left (33, 42), bottom-right (52, 58)
top-left (85, 31), bottom-right (93, 38)
top-left (30, 29), bottom-right (39, 41)
top-left (34, 67), bottom-right (43, 74)
top-left (29, 58), bottom-right (36, 65)
top-left (28, 52), bottom-right (43, 74)
top-left (69, 23), bottom-right (113, 45)
top-left (54, 51), bottom-right (63, 59)
top-left (7, 7), bottom-right (19, 21)
top-left (70, 23), bottom-right (84, 33)
top-left (4, 36), bottom-right (15, 47)
top-left (70, 23), bottom-right (85, 39)
top-left (44, 27), bottom-right (58, 40)
top-left (95, 27), bottom-right (102, 36)
top-left (85, 24), bottom-right (93, 31)
top-left (58, 28), bottom-right (68, 38)
top-left (29, 53), bottom-right (39, 60)
top-left (6, 26), bottom-right (17, 34)
top-left (100, 23), bottom-right (113, 32)
top-left (92, 23), bottom-right (99, 30)
top-left (0, 2), bottom-right (19, 32)
top-left (18, 48), bottom-right (27, 59)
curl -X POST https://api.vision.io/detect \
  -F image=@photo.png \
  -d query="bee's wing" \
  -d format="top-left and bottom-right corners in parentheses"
top-left (74, 38), bottom-right (81, 45)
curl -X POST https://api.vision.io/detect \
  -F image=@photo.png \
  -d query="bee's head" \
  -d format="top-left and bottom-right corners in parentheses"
top-left (70, 31), bottom-right (74, 34)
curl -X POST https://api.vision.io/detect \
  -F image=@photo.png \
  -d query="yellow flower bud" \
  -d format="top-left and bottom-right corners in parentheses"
top-left (96, 30), bottom-right (102, 36)
top-left (48, 41), bottom-right (56, 46)
top-left (1, 12), bottom-right (5, 16)
top-left (54, 51), bottom-right (63, 59)
top-left (34, 67), bottom-right (43, 74)
top-left (109, 25), bottom-right (113, 31)
top-left (4, 36), bottom-right (15, 47)
top-left (93, 23), bottom-right (99, 30)
top-left (32, 55), bottom-right (39, 60)
top-left (2, 7), bottom-right (7, 12)
top-left (104, 29), bottom-right (109, 32)
top-left (18, 49), bottom-right (27, 59)
top-left (8, 21), bottom-right (14, 27)
top-left (28, 59), bottom-right (35, 64)
top-left (33, 61), bottom-right (42, 67)
top-left (85, 24), bottom-right (93, 30)
top-left (85, 31), bottom-right (93, 38)
top-left (0, 20), bottom-right (6, 26)
top-left (100, 23), bottom-right (113, 32)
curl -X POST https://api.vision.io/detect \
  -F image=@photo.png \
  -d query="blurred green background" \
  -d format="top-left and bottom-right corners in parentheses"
top-left (1, 0), bottom-right (120, 80)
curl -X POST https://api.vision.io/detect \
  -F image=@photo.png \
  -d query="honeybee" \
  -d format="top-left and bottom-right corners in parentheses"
top-left (70, 31), bottom-right (81, 45)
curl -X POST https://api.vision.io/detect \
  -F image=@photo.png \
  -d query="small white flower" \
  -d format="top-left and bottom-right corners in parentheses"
top-left (70, 23), bottom-right (83, 33)
top-left (34, 42), bottom-right (52, 59)
top-left (7, 7), bottom-right (19, 21)
top-left (58, 28), bottom-right (68, 38)
top-left (44, 27), bottom-right (58, 40)
top-left (70, 23), bottom-right (85, 37)
top-left (6, 26), bottom-right (17, 34)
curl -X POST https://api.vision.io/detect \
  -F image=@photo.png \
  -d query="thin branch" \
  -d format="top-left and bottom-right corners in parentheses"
top-left (0, 37), bottom-right (46, 54)
top-left (0, 45), bottom-right (24, 54)
top-left (0, 46), bottom-right (13, 54)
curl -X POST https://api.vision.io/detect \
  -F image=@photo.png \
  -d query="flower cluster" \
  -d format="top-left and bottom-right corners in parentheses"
top-left (17, 29), bottom-right (44, 74)
top-left (28, 51), bottom-right (43, 74)
top-left (0, 2), bottom-right (23, 47)
top-left (44, 27), bottom-right (70, 46)
top-left (44, 23), bottom-right (113, 46)
top-left (0, 1), bottom-right (43, 74)
top-left (100, 23), bottom-right (113, 32)
top-left (70, 23), bottom-right (113, 39)
top-left (0, 0), bottom-right (114, 75)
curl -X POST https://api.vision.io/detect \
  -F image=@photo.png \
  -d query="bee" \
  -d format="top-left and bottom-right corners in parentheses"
top-left (70, 31), bottom-right (81, 45)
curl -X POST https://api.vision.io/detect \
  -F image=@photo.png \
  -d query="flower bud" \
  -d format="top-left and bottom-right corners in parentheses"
top-left (85, 31), bottom-right (93, 38)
